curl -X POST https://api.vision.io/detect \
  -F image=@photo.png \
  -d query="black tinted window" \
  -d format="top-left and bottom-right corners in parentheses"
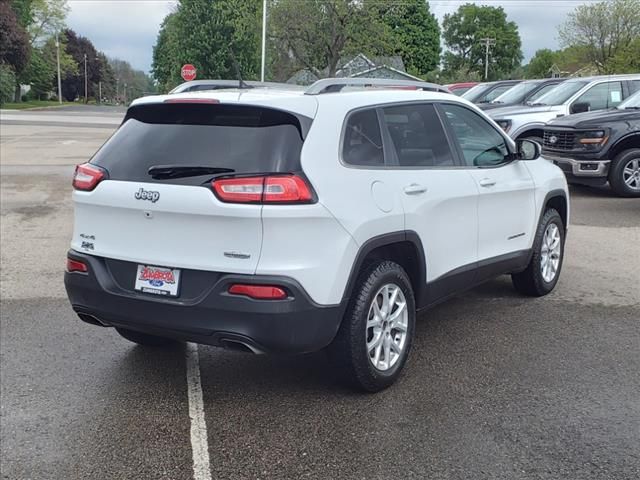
top-left (440, 103), bottom-right (510, 167)
top-left (382, 104), bottom-right (454, 167)
top-left (342, 108), bottom-right (384, 166)
top-left (91, 104), bottom-right (305, 185)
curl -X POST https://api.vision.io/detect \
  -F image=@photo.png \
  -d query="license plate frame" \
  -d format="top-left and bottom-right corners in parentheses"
top-left (134, 264), bottom-right (181, 297)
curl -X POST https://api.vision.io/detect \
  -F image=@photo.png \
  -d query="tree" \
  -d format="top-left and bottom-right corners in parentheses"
top-left (61, 29), bottom-right (101, 101)
top-left (559, 0), bottom-right (640, 73)
top-left (378, 0), bottom-right (440, 77)
top-left (269, 0), bottom-right (390, 78)
top-left (607, 37), bottom-right (640, 73)
top-left (442, 3), bottom-right (522, 81)
top-left (152, 0), bottom-right (260, 92)
top-left (19, 48), bottom-right (53, 97)
top-left (526, 49), bottom-right (557, 78)
top-left (0, 0), bottom-right (31, 73)
top-left (27, 0), bottom-right (69, 46)
top-left (152, 13), bottom-right (180, 92)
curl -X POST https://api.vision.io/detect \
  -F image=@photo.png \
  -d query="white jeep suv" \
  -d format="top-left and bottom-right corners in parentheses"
top-left (65, 78), bottom-right (569, 391)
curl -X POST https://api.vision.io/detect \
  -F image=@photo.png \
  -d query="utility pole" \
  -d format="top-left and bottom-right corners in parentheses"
top-left (124, 83), bottom-right (127, 105)
top-left (480, 38), bottom-right (496, 80)
top-left (84, 53), bottom-right (88, 103)
top-left (98, 81), bottom-right (102, 104)
top-left (55, 34), bottom-right (62, 104)
top-left (260, 0), bottom-right (267, 82)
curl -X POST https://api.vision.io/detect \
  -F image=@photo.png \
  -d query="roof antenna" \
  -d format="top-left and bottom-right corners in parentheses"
top-left (229, 47), bottom-right (249, 89)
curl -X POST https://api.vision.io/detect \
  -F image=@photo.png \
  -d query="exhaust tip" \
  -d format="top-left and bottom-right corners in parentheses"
top-left (220, 338), bottom-right (263, 354)
top-left (77, 313), bottom-right (105, 327)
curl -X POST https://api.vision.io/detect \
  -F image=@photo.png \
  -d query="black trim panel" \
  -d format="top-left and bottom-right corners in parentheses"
top-left (422, 249), bottom-right (531, 309)
top-left (65, 250), bottom-right (346, 354)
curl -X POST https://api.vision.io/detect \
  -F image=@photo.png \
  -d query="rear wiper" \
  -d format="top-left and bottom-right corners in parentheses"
top-left (148, 165), bottom-right (235, 179)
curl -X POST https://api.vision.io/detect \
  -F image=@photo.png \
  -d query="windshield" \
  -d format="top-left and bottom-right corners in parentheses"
top-left (532, 81), bottom-right (588, 106)
top-left (618, 91), bottom-right (640, 109)
top-left (461, 84), bottom-right (491, 102)
top-left (492, 81), bottom-right (540, 104)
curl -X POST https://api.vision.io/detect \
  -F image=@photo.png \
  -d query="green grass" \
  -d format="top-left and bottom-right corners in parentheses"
top-left (1, 100), bottom-right (76, 110)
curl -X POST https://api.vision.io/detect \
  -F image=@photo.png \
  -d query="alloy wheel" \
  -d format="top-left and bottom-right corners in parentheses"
top-left (366, 284), bottom-right (409, 371)
top-left (622, 158), bottom-right (640, 191)
top-left (540, 223), bottom-right (561, 283)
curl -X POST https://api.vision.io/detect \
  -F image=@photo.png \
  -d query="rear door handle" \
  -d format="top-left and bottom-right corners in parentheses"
top-left (403, 184), bottom-right (428, 195)
top-left (479, 178), bottom-right (496, 188)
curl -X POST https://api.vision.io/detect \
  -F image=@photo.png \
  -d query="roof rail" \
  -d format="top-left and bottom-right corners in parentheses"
top-left (305, 78), bottom-right (450, 95)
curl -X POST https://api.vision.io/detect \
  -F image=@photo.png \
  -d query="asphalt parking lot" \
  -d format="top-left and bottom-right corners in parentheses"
top-left (1, 106), bottom-right (639, 480)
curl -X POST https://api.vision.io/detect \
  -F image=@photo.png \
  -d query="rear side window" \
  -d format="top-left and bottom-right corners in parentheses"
top-left (342, 108), bottom-right (384, 166)
top-left (574, 81), bottom-right (623, 110)
top-left (382, 104), bottom-right (454, 167)
top-left (91, 103), bottom-right (307, 185)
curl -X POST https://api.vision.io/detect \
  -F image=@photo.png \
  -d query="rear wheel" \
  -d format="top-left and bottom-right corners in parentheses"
top-left (609, 148), bottom-right (640, 197)
top-left (329, 261), bottom-right (415, 392)
top-left (115, 327), bottom-right (176, 347)
top-left (512, 208), bottom-right (564, 296)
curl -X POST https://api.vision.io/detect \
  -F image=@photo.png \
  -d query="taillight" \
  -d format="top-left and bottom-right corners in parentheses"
top-left (66, 257), bottom-right (88, 273)
top-left (73, 163), bottom-right (105, 191)
top-left (212, 175), bottom-right (313, 204)
top-left (228, 284), bottom-right (288, 300)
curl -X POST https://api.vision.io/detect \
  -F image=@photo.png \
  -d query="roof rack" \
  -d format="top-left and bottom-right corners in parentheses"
top-left (305, 78), bottom-right (450, 95)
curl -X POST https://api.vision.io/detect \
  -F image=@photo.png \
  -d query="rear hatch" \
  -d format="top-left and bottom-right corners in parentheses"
top-left (71, 101), bottom-right (310, 275)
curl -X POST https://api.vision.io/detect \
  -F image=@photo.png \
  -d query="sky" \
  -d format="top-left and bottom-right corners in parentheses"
top-left (66, 0), bottom-right (589, 75)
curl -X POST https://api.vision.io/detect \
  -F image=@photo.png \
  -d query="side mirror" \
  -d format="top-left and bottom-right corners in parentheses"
top-left (571, 102), bottom-right (590, 114)
top-left (517, 139), bottom-right (541, 161)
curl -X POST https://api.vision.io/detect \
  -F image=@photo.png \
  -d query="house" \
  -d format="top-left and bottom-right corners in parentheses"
top-left (287, 53), bottom-right (422, 85)
top-left (548, 63), bottom-right (599, 78)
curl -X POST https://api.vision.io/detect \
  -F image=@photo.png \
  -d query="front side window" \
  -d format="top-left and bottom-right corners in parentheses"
top-left (382, 103), bottom-right (454, 167)
top-left (574, 81), bottom-right (623, 110)
top-left (342, 108), bottom-right (384, 166)
top-left (527, 83), bottom-right (560, 103)
top-left (440, 103), bottom-right (510, 167)
top-left (484, 84), bottom-right (515, 103)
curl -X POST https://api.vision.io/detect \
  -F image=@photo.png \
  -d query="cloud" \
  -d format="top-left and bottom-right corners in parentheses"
top-left (67, 0), bottom-right (177, 73)
top-left (66, 0), bottom-right (576, 75)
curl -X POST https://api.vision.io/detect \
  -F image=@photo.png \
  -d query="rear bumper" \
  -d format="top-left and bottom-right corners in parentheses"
top-left (64, 250), bottom-right (345, 354)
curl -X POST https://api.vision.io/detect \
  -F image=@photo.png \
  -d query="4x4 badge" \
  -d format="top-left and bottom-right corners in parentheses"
top-left (135, 188), bottom-right (160, 203)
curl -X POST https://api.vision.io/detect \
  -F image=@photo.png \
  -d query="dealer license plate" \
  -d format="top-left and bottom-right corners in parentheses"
top-left (134, 264), bottom-right (180, 297)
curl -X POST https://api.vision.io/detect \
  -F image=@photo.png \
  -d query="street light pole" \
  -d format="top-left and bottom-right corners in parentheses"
top-left (55, 34), bottom-right (62, 104)
top-left (260, 0), bottom-right (267, 82)
top-left (84, 53), bottom-right (88, 103)
top-left (480, 38), bottom-right (496, 80)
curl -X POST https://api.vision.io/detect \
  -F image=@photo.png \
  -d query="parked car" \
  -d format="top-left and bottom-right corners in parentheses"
top-left (461, 80), bottom-right (522, 104)
top-left (65, 78), bottom-right (569, 391)
top-left (490, 74), bottom-right (640, 143)
top-left (444, 82), bottom-right (478, 96)
top-left (542, 90), bottom-right (640, 197)
top-left (478, 78), bottom-right (565, 111)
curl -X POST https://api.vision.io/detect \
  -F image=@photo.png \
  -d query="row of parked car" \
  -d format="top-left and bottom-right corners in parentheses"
top-left (446, 75), bottom-right (640, 197)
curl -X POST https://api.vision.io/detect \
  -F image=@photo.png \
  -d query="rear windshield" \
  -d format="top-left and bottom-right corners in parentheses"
top-left (91, 103), bottom-right (308, 185)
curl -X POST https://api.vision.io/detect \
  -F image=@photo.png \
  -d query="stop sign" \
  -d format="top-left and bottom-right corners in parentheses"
top-left (181, 64), bottom-right (197, 81)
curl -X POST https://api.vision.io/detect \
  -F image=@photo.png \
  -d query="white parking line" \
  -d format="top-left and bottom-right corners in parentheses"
top-left (186, 343), bottom-right (212, 480)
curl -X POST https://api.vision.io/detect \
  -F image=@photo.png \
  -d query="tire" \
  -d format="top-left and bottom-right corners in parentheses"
top-left (328, 261), bottom-right (416, 392)
top-left (608, 148), bottom-right (640, 197)
top-left (115, 327), bottom-right (176, 347)
top-left (512, 208), bottom-right (565, 297)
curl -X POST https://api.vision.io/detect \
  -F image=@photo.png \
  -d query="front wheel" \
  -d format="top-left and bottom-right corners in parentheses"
top-left (609, 148), bottom-right (640, 197)
top-left (328, 261), bottom-right (416, 392)
top-left (512, 208), bottom-right (565, 296)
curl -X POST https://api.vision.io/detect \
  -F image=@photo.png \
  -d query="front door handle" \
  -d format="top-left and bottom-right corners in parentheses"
top-left (403, 184), bottom-right (428, 195)
top-left (479, 178), bottom-right (496, 188)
